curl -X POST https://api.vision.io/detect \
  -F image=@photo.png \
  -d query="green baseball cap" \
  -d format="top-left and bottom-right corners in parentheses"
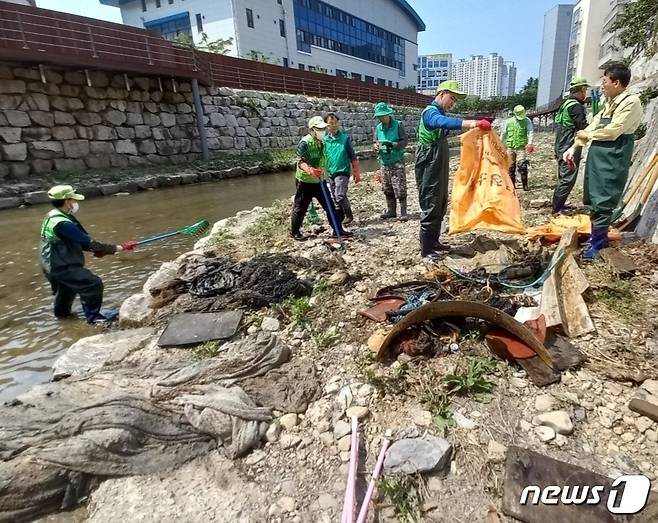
top-left (513, 105), bottom-right (527, 120)
top-left (308, 115), bottom-right (328, 129)
top-left (47, 184), bottom-right (85, 201)
top-left (437, 80), bottom-right (466, 98)
top-left (373, 102), bottom-right (394, 117)
top-left (569, 77), bottom-right (589, 89)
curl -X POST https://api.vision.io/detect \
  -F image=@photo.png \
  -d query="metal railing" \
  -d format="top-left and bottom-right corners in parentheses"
top-left (0, 1), bottom-right (432, 107)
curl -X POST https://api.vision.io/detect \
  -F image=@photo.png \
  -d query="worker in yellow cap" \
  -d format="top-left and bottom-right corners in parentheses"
top-left (39, 185), bottom-right (136, 323)
top-left (501, 105), bottom-right (535, 191)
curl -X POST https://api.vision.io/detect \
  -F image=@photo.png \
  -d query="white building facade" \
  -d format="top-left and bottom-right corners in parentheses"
top-left (416, 53), bottom-right (452, 95)
top-left (598, 0), bottom-right (631, 69)
top-left (100, 0), bottom-right (425, 88)
top-left (537, 4), bottom-right (574, 107)
top-left (451, 53), bottom-right (516, 99)
top-left (565, 0), bottom-right (607, 90)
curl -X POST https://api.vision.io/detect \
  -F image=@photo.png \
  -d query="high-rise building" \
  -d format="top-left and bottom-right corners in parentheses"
top-left (99, 0), bottom-right (425, 88)
top-left (599, 0), bottom-right (631, 69)
top-left (537, 4), bottom-right (574, 107)
top-left (451, 53), bottom-right (516, 99)
top-left (416, 53), bottom-right (452, 95)
top-left (565, 0), bottom-right (607, 90)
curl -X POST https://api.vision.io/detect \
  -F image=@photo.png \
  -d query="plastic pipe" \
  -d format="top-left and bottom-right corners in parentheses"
top-left (356, 430), bottom-right (392, 523)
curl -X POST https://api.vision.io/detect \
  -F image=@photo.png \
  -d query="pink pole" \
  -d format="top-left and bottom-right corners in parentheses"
top-left (341, 416), bottom-right (359, 523)
top-left (356, 430), bottom-right (392, 523)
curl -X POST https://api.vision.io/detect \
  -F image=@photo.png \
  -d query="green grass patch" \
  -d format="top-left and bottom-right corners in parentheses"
top-left (244, 199), bottom-right (290, 247)
top-left (378, 474), bottom-right (423, 523)
top-left (192, 341), bottom-right (222, 360)
top-left (443, 357), bottom-right (498, 400)
top-left (277, 295), bottom-right (311, 327)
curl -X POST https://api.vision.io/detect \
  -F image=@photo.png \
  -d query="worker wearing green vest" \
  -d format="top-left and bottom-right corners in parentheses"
top-left (564, 62), bottom-right (643, 259)
top-left (416, 80), bottom-right (491, 259)
top-left (373, 102), bottom-right (408, 219)
top-left (324, 112), bottom-right (361, 225)
top-left (552, 77), bottom-right (589, 214)
top-left (39, 185), bottom-right (136, 323)
top-left (501, 105), bottom-right (535, 191)
top-left (291, 116), bottom-right (351, 241)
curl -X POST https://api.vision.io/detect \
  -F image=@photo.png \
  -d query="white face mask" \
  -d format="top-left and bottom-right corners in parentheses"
top-left (70, 202), bottom-right (80, 215)
top-left (315, 130), bottom-right (326, 140)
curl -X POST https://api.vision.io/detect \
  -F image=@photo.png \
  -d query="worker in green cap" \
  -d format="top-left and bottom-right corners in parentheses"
top-left (416, 80), bottom-right (492, 259)
top-left (564, 62), bottom-right (643, 259)
top-left (501, 105), bottom-right (535, 191)
top-left (39, 185), bottom-right (136, 323)
top-left (291, 116), bottom-right (352, 241)
top-left (373, 102), bottom-right (408, 220)
top-left (552, 77), bottom-right (589, 214)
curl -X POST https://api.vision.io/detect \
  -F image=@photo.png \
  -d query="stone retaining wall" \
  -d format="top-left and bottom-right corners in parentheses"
top-left (0, 62), bottom-right (422, 181)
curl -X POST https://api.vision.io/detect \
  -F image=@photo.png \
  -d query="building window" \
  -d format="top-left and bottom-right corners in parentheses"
top-left (336, 69), bottom-right (347, 78)
top-left (169, 0), bottom-right (173, 3)
top-left (278, 0), bottom-right (282, 3)
top-left (144, 12), bottom-right (192, 41)
top-left (377, 78), bottom-right (385, 86)
top-left (308, 66), bottom-right (316, 72)
top-left (279, 19), bottom-right (286, 37)
top-left (396, 82), bottom-right (399, 88)
top-left (388, 80), bottom-right (392, 87)
top-left (246, 8), bottom-right (254, 28)
top-left (365, 75), bottom-right (374, 83)
top-left (283, 57), bottom-right (289, 67)
top-left (196, 13), bottom-right (203, 32)
top-left (352, 72), bottom-right (362, 81)
top-left (155, 0), bottom-right (161, 8)
top-left (292, 0), bottom-right (406, 73)
top-left (141, 0), bottom-right (147, 12)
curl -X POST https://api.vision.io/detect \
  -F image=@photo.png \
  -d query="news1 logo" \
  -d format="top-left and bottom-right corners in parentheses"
top-left (519, 475), bottom-right (651, 515)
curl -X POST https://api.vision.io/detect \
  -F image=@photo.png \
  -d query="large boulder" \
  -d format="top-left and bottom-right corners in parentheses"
top-left (119, 293), bottom-right (154, 327)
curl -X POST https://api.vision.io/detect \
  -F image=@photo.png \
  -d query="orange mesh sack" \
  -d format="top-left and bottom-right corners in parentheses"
top-left (449, 128), bottom-right (525, 235)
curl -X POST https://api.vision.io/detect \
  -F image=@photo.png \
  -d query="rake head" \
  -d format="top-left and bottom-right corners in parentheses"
top-left (179, 219), bottom-right (210, 237)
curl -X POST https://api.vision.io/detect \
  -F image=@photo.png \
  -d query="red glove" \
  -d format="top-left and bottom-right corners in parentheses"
top-left (311, 167), bottom-right (323, 178)
top-left (526, 144), bottom-right (536, 154)
top-left (121, 240), bottom-right (138, 251)
top-left (476, 119), bottom-right (492, 131)
top-left (374, 170), bottom-right (383, 184)
top-left (352, 160), bottom-right (361, 183)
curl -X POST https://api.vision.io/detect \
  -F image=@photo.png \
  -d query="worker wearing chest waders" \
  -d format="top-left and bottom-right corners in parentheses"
top-left (564, 62), bottom-right (643, 260)
top-left (552, 78), bottom-right (590, 214)
top-left (501, 105), bottom-right (535, 191)
top-left (290, 116), bottom-right (352, 241)
top-left (39, 185), bottom-right (136, 323)
top-left (373, 102), bottom-right (408, 220)
top-left (416, 80), bottom-right (492, 259)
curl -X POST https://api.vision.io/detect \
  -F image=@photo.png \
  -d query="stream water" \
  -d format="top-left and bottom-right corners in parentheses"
top-left (0, 159), bottom-right (379, 402)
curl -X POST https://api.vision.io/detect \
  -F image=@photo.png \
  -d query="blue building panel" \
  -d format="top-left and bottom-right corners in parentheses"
top-left (143, 11), bottom-right (191, 41)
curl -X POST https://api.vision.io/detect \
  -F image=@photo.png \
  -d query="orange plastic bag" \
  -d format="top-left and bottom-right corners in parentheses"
top-left (526, 214), bottom-right (622, 242)
top-left (449, 128), bottom-right (525, 235)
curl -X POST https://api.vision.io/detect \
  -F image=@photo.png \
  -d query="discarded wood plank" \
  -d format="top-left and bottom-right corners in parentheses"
top-left (600, 248), bottom-right (638, 276)
top-left (629, 398), bottom-right (658, 423)
top-left (502, 446), bottom-right (634, 523)
top-left (157, 311), bottom-right (243, 347)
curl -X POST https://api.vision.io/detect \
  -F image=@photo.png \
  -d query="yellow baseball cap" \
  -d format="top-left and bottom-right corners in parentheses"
top-left (47, 184), bottom-right (85, 201)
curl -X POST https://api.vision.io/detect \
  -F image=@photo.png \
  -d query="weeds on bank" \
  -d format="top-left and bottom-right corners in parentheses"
top-left (278, 295), bottom-right (311, 327)
top-left (312, 327), bottom-right (340, 348)
top-left (312, 277), bottom-right (329, 296)
top-left (585, 264), bottom-right (644, 322)
top-left (192, 341), bottom-right (221, 360)
top-left (443, 357), bottom-right (498, 400)
top-left (378, 474), bottom-right (424, 523)
top-left (207, 230), bottom-right (236, 250)
top-left (245, 199), bottom-right (289, 247)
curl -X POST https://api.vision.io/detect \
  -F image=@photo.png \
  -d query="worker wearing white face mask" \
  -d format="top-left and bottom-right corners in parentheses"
top-left (39, 185), bottom-right (136, 323)
top-left (290, 117), bottom-right (352, 241)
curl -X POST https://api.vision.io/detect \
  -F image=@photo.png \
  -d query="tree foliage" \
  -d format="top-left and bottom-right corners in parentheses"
top-left (173, 32), bottom-right (233, 54)
top-left (611, 0), bottom-right (658, 58)
top-left (247, 50), bottom-right (272, 63)
top-left (453, 77), bottom-right (538, 114)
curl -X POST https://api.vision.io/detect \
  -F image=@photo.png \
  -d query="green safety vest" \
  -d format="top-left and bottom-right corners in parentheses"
top-left (505, 117), bottom-right (529, 149)
top-left (295, 134), bottom-right (326, 184)
top-left (324, 130), bottom-right (352, 176)
top-left (39, 209), bottom-right (85, 273)
top-left (417, 105), bottom-right (445, 145)
top-left (555, 98), bottom-right (579, 129)
top-left (376, 119), bottom-right (405, 165)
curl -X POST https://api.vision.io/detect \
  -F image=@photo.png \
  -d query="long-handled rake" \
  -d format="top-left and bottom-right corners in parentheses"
top-left (131, 219), bottom-right (210, 246)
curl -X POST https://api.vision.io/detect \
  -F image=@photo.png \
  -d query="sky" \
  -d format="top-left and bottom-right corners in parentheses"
top-left (36, 0), bottom-right (575, 91)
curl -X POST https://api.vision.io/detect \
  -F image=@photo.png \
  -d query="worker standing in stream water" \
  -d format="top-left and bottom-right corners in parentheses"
top-left (564, 62), bottom-right (643, 260)
top-left (373, 102), bottom-right (408, 220)
top-left (39, 185), bottom-right (136, 324)
top-left (290, 116), bottom-right (352, 241)
top-left (552, 78), bottom-right (590, 214)
top-left (501, 105), bottom-right (535, 191)
top-left (324, 112), bottom-right (361, 226)
top-left (415, 80), bottom-right (492, 260)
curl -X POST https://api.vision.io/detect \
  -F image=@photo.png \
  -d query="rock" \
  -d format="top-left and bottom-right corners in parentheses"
top-left (244, 450), bottom-right (266, 466)
top-left (247, 325), bottom-right (258, 335)
top-left (1, 143), bottom-right (27, 161)
top-left (63, 139), bottom-right (90, 158)
top-left (0, 127), bottom-right (21, 143)
top-left (337, 435), bottom-right (352, 452)
top-left (367, 332), bottom-right (386, 354)
top-left (328, 271), bottom-right (349, 286)
top-left (554, 434), bottom-right (568, 447)
top-left (118, 293), bottom-right (153, 327)
top-left (5, 110), bottom-right (30, 127)
top-left (277, 496), bottom-right (296, 513)
top-left (317, 494), bottom-right (338, 511)
top-left (115, 140), bottom-right (138, 155)
top-left (0, 197), bottom-right (21, 209)
top-left (510, 377), bottom-right (527, 388)
top-left (635, 417), bottom-right (654, 433)
top-left (535, 426), bottom-right (556, 442)
top-left (641, 379), bottom-right (658, 398)
top-left (266, 422), bottom-right (281, 443)
top-left (261, 317), bottom-right (280, 332)
top-left (345, 406), bottom-right (369, 419)
top-left (280, 434), bottom-right (302, 449)
top-left (412, 409), bottom-right (433, 427)
top-left (535, 394), bottom-right (556, 412)
top-left (487, 440), bottom-right (507, 463)
top-left (333, 420), bottom-right (351, 439)
top-left (621, 432), bottom-right (635, 443)
top-left (319, 432), bottom-right (333, 447)
top-left (268, 503), bottom-right (281, 517)
top-left (279, 413), bottom-right (299, 430)
top-left (52, 328), bottom-right (154, 380)
top-left (340, 451), bottom-right (351, 462)
top-left (452, 410), bottom-right (477, 430)
top-left (384, 435), bottom-right (453, 475)
top-left (645, 429), bottom-right (657, 443)
top-left (532, 410), bottom-right (574, 435)
top-left (23, 191), bottom-right (49, 205)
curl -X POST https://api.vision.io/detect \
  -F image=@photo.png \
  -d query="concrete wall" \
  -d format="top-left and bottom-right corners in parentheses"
top-left (0, 62), bottom-right (421, 180)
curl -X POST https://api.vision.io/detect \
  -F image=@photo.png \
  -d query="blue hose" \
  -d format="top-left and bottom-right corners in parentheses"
top-left (319, 180), bottom-right (345, 251)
